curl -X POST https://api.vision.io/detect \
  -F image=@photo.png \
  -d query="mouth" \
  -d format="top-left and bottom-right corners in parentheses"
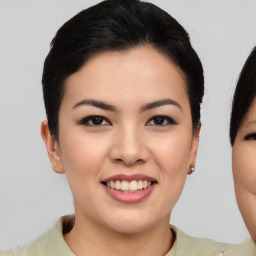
top-left (102, 180), bottom-right (157, 193)
top-left (101, 174), bottom-right (157, 193)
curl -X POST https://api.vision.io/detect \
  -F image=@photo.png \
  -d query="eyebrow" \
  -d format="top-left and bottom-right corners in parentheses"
top-left (245, 120), bottom-right (256, 128)
top-left (140, 98), bottom-right (182, 112)
top-left (72, 98), bottom-right (182, 112)
top-left (72, 99), bottom-right (117, 111)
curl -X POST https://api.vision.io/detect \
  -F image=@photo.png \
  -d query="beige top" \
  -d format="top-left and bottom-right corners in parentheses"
top-left (1, 215), bottom-right (256, 256)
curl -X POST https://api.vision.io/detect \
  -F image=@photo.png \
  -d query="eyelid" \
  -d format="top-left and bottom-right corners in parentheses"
top-left (79, 115), bottom-right (112, 126)
top-left (146, 115), bottom-right (178, 126)
top-left (244, 133), bottom-right (256, 140)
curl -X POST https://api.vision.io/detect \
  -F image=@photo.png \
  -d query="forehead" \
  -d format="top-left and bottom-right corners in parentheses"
top-left (62, 46), bottom-right (189, 109)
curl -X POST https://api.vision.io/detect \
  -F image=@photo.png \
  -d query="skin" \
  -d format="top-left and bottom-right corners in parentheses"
top-left (41, 46), bottom-right (200, 256)
top-left (233, 98), bottom-right (256, 242)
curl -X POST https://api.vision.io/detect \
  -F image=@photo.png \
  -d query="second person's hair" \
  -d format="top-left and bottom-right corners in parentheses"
top-left (230, 46), bottom-right (256, 145)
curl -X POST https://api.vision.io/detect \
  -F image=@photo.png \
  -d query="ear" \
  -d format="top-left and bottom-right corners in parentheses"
top-left (41, 120), bottom-right (65, 174)
top-left (188, 123), bottom-right (201, 175)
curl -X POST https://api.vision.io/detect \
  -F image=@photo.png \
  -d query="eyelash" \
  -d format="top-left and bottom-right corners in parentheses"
top-left (244, 133), bottom-right (256, 140)
top-left (79, 115), bottom-right (177, 127)
top-left (79, 115), bottom-right (111, 126)
top-left (146, 115), bottom-right (177, 126)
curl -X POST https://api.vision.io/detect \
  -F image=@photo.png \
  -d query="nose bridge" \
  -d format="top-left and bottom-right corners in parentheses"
top-left (110, 123), bottom-right (148, 165)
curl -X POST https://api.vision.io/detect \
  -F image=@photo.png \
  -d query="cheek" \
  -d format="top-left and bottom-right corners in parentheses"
top-left (59, 130), bottom-right (111, 179)
top-left (148, 131), bottom-right (192, 190)
top-left (150, 131), bottom-right (192, 169)
top-left (152, 140), bottom-right (190, 211)
top-left (233, 146), bottom-right (256, 194)
top-left (58, 131), bottom-right (112, 210)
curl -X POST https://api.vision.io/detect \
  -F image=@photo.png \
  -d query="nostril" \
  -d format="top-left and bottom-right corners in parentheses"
top-left (114, 158), bottom-right (123, 164)
top-left (115, 158), bottom-right (145, 166)
top-left (136, 159), bottom-right (145, 164)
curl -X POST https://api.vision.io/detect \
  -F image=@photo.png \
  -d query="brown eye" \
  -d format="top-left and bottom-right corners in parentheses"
top-left (80, 115), bottom-right (111, 126)
top-left (146, 115), bottom-right (177, 126)
top-left (91, 117), bottom-right (104, 125)
top-left (153, 116), bottom-right (165, 125)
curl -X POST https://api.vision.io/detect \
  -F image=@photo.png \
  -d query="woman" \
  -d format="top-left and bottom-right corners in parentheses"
top-left (230, 46), bottom-right (256, 251)
top-left (0, 0), bottom-right (245, 255)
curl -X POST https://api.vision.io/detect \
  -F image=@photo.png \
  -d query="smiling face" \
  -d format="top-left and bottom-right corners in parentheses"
top-left (232, 98), bottom-right (256, 241)
top-left (42, 46), bottom-right (199, 234)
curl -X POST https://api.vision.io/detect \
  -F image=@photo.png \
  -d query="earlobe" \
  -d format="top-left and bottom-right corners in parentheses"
top-left (187, 165), bottom-right (195, 175)
top-left (188, 123), bottom-right (201, 175)
top-left (41, 120), bottom-right (65, 174)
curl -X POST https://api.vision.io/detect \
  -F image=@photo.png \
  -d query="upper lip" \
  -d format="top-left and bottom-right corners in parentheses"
top-left (102, 174), bottom-right (157, 183)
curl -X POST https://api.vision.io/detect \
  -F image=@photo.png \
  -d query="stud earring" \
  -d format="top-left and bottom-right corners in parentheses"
top-left (188, 165), bottom-right (195, 174)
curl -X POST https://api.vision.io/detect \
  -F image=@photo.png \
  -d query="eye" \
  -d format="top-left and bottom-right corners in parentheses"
top-left (244, 133), bottom-right (256, 140)
top-left (146, 115), bottom-right (177, 126)
top-left (79, 115), bottom-right (111, 126)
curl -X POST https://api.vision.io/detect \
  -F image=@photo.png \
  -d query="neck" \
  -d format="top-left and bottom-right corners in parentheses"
top-left (64, 212), bottom-right (174, 256)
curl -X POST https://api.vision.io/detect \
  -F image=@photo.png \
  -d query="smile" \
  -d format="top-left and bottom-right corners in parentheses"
top-left (105, 180), bottom-right (152, 193)
top-left (101, 174), bottom-right (157, 203)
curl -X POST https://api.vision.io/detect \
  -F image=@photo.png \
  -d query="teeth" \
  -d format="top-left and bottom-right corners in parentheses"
top-left (129, 181), bottom-right (137, 190)
top-left (110, 181), bottom-right (115, 189)
top-left (105, 180), bottom-right (153, 192)
top-left (137, 180), bottom-right (143, 189)
top-left (115, 180), bottom-right (121, 189)
top-left (121, 181), bottom-right (130, 191)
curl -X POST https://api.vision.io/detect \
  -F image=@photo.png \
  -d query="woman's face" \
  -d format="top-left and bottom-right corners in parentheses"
top-left (43, 46), bottom-right (199, 233)
top-left (233, 98), bottom-right (256, 241)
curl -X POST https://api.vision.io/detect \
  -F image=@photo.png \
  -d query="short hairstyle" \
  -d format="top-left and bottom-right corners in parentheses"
top-left (42, 0), bottom-right (204, 138)
top-left (230, 46), bottom-right (256, 145)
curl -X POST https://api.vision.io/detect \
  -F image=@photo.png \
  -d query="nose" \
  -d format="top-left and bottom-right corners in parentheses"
top-left (109, 126), bottom-right (149, 166)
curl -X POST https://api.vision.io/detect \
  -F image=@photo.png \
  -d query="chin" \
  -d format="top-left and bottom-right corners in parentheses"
top-left (104, 214), bottom-right (155, 234)
top-left (108, 222), bottom-right (150, 234)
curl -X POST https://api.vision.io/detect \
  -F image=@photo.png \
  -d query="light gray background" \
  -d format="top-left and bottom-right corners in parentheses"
top-left (1, 0), bottom-right (256, 250)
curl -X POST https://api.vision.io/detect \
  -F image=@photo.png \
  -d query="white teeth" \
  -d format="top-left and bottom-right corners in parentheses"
top-left (115, 180), bottom-right (121, 190)
top-left (137, 180), bottom-right (143, 189)
top-left (105, 179), bottom-right (153, 192)
top-left (121, 180), bottom-right (130, 191)
top-left (129, 180), bottom-right (137, 190)
top-left (110, 181), bottom-right (115, 189)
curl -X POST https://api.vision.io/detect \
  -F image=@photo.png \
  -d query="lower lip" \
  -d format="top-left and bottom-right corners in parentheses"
top-left (103, 183), bottom-right (156, 204)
